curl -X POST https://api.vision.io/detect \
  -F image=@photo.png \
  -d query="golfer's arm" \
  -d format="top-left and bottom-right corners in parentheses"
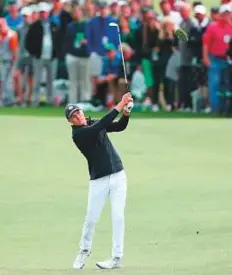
top-left (106, 114), bottom-right (130, 132)
top-left (83, 109), bottom-right (120, 135)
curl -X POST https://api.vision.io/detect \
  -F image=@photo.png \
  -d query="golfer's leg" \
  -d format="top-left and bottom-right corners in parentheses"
top-left (79, 176), bottom-right (109, 251)
top-left (110, 170), bottom-right (127, 258)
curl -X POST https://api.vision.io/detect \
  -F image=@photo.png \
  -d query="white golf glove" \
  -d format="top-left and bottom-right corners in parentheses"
top-left (124, 101), bottom-right (134, 113)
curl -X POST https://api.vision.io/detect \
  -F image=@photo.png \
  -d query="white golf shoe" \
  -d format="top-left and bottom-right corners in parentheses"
top-left (73, 250), bottom-right (90, 269)
top-left (96, 257), bottom-right (121, 269)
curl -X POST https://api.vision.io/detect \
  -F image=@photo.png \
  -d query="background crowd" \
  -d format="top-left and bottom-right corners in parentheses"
top-left (0, 0), bottom-right (232, 114)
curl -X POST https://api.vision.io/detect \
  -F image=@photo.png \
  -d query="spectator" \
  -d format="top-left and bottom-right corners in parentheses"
top-left (135, 6), bottom-right (159, 111)
top-left (153, 16), bottom-right (178, 111)
top-left (50, 0), bottom-right (72, 79)
top-left (14, 6), bottom-right (33, 106)
top-left (165, 46), bottom-right (181, 111)
top-left (64, 3), bottom-right (91, 103)
top-left (119, 13), bottom-right (137, 50)
top-left (86, 1), bottom-right (118, 97)
top-left (202, 4), bottom-right (232, 113)
top-left (159, 0), bottom-right (182, 28)
top-left (0, 17), bottom-right (19, 105)
top-left (210, 7), bottom-right (219, 22)
top-left (84, 2), bottom-right (96, 19)
top-left (178, 2), bottom-right (194, 111)
top-left (120, 2), bottom-right (138, 30)
top-left (50, 0), bottom-right (72, 49)
top-left (109, 0), bottom-right (120, 20)
top-left (130, 0), bottom-right (140, 27)
top-left (5, 0), bottom-right (23, 31)
top-left (118, 42), bottom-right (137, 92)
top-left (96, 43), bottom-right (121, 107)
top-left (188, 5), bottom-right (210, 112)
top-left (130, 65), bottom-right (147, 104)
top-left (30, 4), bottom-right (40, 23)
top-left (26, 2), bottom-right (59, 106)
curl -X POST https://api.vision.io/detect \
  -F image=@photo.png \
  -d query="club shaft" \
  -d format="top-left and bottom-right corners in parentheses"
top-left (115, 26), bottom-right (129, 92)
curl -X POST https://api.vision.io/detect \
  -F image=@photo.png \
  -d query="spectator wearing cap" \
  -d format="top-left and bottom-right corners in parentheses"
top-left (5, 0), bottom-right (23, 31)
top-left (188, 5), bottom-right (210, 112)
top-left (86, 1), bottom-right (119, 97)
top-left (203, 4), bottom-right (232, 113)
top-left (96, 43), bottom-right (122, 108)
top-left (153, 16), bottom-right (178, 112)
top-left (25, 2), bottom-right (60, 106)
top-left (135, 6), bottom-right (159, 111)
top-left (0, 17), bottom-right (19, 105)
top-left (14, 6), bottom-right (34, 106)
top-left (178, 3), bottom-right (195, 111)
top-left (210, 7), bottom-right (219, 22)
top-left (64, 3), bottom-right (91, 103)
top-left (159, 0), bottom-right (182, 28)
top-left (30, 4), bottom-right (40, 23)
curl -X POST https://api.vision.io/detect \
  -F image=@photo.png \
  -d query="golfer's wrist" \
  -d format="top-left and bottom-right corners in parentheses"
top-left (115, 102), bottom-right (124, 112)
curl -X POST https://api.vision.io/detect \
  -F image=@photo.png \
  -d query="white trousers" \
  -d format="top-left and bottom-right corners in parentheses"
top-left (79, 170), bottom-right (127, 258)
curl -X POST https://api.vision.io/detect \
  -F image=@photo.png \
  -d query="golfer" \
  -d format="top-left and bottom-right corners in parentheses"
top-left (65, 92), bottom-right (133, 269)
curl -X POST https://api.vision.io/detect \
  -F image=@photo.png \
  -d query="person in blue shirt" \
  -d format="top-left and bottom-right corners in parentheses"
top-left (86, 1), bottom-right (119, 99)
top-left (96, 43), bottom-right (122, 108)
top-left (5, 0), bottom-right (23, 31)
top-left (64, 3), bottom-right (91, 103)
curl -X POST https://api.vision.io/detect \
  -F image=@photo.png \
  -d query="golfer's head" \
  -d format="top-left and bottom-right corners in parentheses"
top-left (65, 104), bottom-right (86, 126)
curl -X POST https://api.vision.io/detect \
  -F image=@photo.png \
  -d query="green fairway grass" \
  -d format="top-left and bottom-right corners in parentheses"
top-left (0, 106), bottom-right (218, 118)
top-left (0, 116), bottom-right (232, 275)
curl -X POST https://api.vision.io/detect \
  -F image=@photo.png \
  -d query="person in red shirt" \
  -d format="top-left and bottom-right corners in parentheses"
top-left (202, 4), bottom-right (232, 113)
top-left (0, 17), bottom-right (19, 106)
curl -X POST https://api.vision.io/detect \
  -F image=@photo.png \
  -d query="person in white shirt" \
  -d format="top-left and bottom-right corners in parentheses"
top-left (159, 0), bottom-right (182, 27)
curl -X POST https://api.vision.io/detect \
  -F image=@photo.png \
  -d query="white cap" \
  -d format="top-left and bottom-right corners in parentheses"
top-left (38, 2), bottom-right (52, 12)
top-left (219, 4), bottom-right (231, 13)
top-left (109, 0), bottom-right (118, 5)
top-left (118, 0), bottom-right (127, 7)
top-left (29, 4), bottom-right (39, 13)
top-left (20, 6), bottom-right (32, 16)
top-left (194, 5), bottom-right (206, 14)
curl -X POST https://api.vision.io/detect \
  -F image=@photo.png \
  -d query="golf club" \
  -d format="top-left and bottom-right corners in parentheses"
top-left (109, 22), bottom-right (133, 111)
top-left (109, 22), bottom-right (129, 92)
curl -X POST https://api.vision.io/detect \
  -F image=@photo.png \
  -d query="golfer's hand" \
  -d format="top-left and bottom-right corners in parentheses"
top-left (124, 98), bottom-right (134, 116)
top-left (122, 92), bottom-right (133, 106)
top-left (115, 92), bottom-right (133, 112)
